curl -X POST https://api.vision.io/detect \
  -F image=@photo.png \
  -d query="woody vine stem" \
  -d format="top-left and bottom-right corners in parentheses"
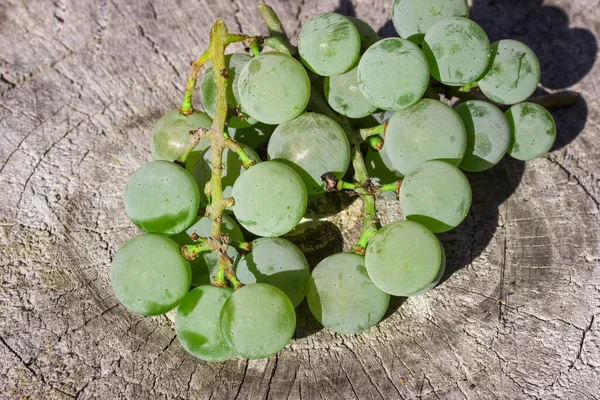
top-left (172, 3), bottom-right (578, 289)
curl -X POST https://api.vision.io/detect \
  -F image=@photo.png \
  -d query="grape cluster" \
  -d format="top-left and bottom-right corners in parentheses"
top-left (111, 0), bottom-right (557, 362)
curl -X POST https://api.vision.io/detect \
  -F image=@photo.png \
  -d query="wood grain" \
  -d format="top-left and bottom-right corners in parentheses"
top-left (0, 0), bottom-right (598, 398)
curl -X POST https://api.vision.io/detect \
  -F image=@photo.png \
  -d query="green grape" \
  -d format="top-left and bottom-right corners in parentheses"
top-left (348, 17), bottom-right (379, 48)
top-left (423, 17), bottom-right (491, 86)
top-left (298, 12), bottom-right (361, 76)
top-left (399, 160), bottom-right (472, 233)
top-left (385, 99), bottom-right (467, 176)
top-left (357, 38), bottom-right (430, 111)
top-left (175, 285), bottom-right (236, 362)
top-left (267, 113), bottom-right (351, 195)
top-left (150, 109), bottom-right (211, 168)
top-left (365, 221), bottom-right (444, 296)
top-left (170, 215), bottom-right (244, 286)
top-left (201, 53), bottom-right (257, 128)
top-left (231, 161), bottom-right (307, 237)
top-left (220, 283), bottom-right (296, 359)
top-left (455, 100), bottom-right (511, 172)
top-left (478, 40), bottom-right (541, 105)
top-left (306, 252), bottom-right (390, 335)
top-left (235, 238), bottom-right (310, 307)
top-left (192, 144), bottom-right (260, 206)
top-left (324, 67), bottom-right (378, 119)
top-left (392, 0), bottom-right (469, 44)
top-left (411, 239), bottom-right (446, 296)
top-left (111, 234), bottom-right (191, 316)
top-left (228, 123), bottom-right (275, 150)
top-left (124, 161), bottom-right (200, 235)
top-left (237, 52), bottom-right (310, 125)
top-left (506, 102), bottom-right (556, 161)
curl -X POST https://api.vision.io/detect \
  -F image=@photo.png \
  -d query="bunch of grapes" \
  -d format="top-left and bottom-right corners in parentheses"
top-left (110, 0), bottom-right (558, 362)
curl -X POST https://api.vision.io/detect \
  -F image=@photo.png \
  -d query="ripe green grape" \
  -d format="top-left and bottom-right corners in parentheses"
top-left (111, 234), bottom-right (191, 316)
top-left (231, 161), bottom-right (307, 237)
top-left (348, 17), bottom-right (379, 48)
top-left (238, 52), bottom-right (310, 125)
top-left (455, 100), bottom-right (511, 172)
top-left (175, 286), bottom-right (236, 362)
top-left (267, 113), bottom-right (350, 195)
top-left (365, 221), bottom-right (445, 296)
top-left (201, 53), bottom-right (257, 128)
top-left (423, 17), bottom-right (491, 86)
top-left (220, 283), bottom-right (296, 359)
top-left (385, 99), bottom-right (467, 176)
top-left (298, 12), bottom-right (361, 76)
top-left (235, 238), bottom-right (309, 307)
top-left (306, 252), bottom-right (390, 334)
top-left (325, 67), bottom-right (378, 119)
top-left (228, 123), bottom-right (275, 150)
top-left (124, 161), bottom-right (200, 235)
top-left (400, 160), bottom-right (472, 233)
top-left (392, 0), bottom-right (469, 44)
top-left (170, 215), bottom-right (244, 286)
top-left (150, 109), bottom-right (211, 168)
top-left (357, 38), bottom-right (430, 110)
top-left (506, 102), bottom-right (556, 161)
top-left (411, 240), bottom-right (446, 296)
top-left (479, 40), bottom-right (541, 105)
top-left (192, 144), bottom-right (260, 206)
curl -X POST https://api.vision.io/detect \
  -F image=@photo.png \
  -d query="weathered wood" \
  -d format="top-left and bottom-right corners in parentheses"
top-left (0, 0), bottom-right (598, 399)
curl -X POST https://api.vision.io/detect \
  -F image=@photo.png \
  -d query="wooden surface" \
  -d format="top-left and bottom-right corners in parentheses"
top-left (1, 0), bottom-right (599, 399)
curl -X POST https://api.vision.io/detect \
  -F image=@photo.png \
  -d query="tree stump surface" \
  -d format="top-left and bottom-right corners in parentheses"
top-left (1, 0), bottom-right (599, 399)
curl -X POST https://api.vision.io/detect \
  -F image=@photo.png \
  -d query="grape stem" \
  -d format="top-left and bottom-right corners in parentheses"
top-left (176, 20), bottom-right (257, 290)
top-left (378, 181), bottom-right (402, 199)
top-left (180, 50), bottom-right (210, 115)
top-left (359, 122), bottom-right (387, 140)
top-left (258, 3), bottom-right (298, 56)
top-left (176, 4), bottom-right (302, 289)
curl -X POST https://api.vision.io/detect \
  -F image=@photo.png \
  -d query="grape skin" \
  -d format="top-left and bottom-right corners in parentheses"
top-left (111, 234), bottom-right (191, 316)
top-left (357, 38), bottom-right (430, 111)
top-left (175, 286), bottom-right (237, 362)
top-left (478, 40), bottom-right (541, 105)
top-left (384, 99), bottom-right (467, 176)
top-left (150, 109), bottom-right (212, 169)
top-left (455, 100), bottom-right (511, 172)
top-left (231, 161), bottom-right (307, 237)
top-left (325, 67), bottom-right (378, 119)
top-left (170, 215), bottom-right (244, 286)
top-left (201, 53), bottom-right (257, 128)
top-left (422, 17), bottom-right (491, 86)
top-left (235, 238), bottom-right (310, 308)
top-left (506, 102), bottom-right (556, 161)
top-left (237, 52), bottom-right (310, 125)
top-left (392, 0), bottom-right (469, 44)
top-left (220, 283), bottom-right (296, 359)
top-left (267, 113), bottom-right (351, 195)
top-left (306, 252), bottom-right (390, 335)
top-left (298, 12), bottom-right (361, 77)
top-left (399, 160), bottom-right (472, 233)
top-left (123, 161), bottom-right (200, 235)
top-left (365, 221), bottom-right (444, 296)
